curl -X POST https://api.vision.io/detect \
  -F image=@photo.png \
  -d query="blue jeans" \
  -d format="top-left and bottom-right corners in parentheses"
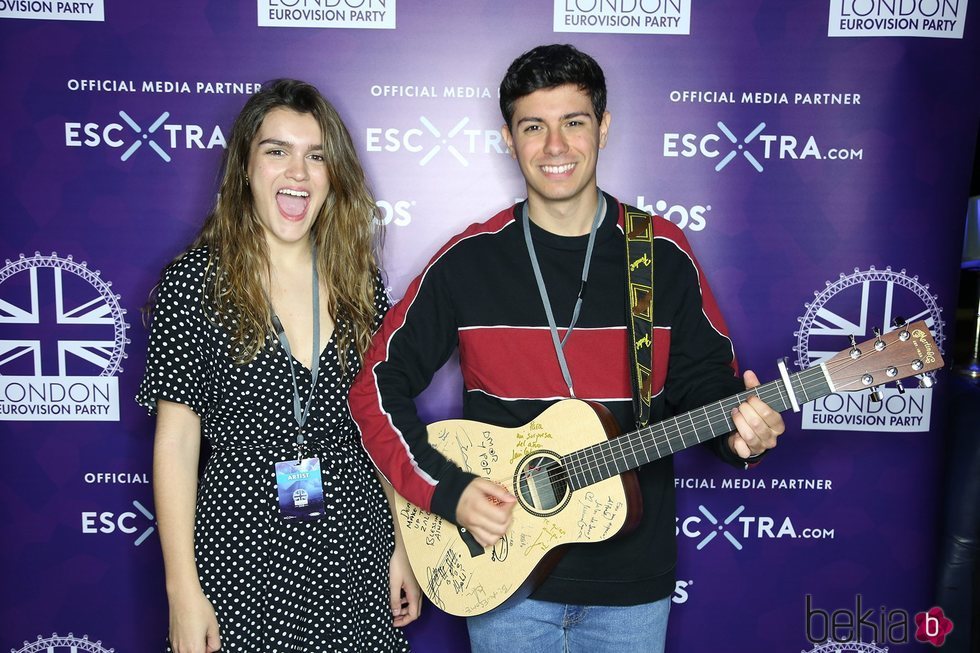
top-left (466, 596), bottom-right (670, 653)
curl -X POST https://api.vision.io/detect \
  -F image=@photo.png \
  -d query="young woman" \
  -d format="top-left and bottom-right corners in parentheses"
top-left (138, 79), bottom-right (419, 653)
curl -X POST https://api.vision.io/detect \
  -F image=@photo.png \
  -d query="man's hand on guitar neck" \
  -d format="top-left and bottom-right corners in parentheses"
top-left (727, 370), bottom-right (786, 458)
top-left (456, 477), bottom-right (517, 547)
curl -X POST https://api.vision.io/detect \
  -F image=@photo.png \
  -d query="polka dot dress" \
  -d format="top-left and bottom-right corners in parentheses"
top-left (138, 248), bottom-right (409, 652)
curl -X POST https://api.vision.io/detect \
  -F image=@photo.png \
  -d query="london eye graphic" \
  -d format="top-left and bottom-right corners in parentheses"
top-left (802, 641), bottom-right (888, 653)
top-left (12, 633), bottom-right (114, 653)
top-left (794, 265), bottom-right (944, 381)
top-left (0, 252), bottom-right (129, 377)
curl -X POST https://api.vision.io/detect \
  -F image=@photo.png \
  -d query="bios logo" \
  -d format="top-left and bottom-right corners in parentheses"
top-left (671, 579), bottom-right (693, 604)
top-left (374, 200), bottom-right (414, 227)
top-left (65, 110), bottom-right (227, 162)
top-left (365, 117), bottom-right (507, 167)
top-left (635, 195), bottom-right (709, 231)
top-left (663, 120), bottom-right (863, 173)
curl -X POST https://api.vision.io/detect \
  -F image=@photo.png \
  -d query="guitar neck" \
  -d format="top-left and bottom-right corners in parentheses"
top-left (562, 365), bottom-right (832, 490)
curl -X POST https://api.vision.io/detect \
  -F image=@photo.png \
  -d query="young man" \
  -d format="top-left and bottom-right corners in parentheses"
top-left (350, 44), bottom-right (784, 652)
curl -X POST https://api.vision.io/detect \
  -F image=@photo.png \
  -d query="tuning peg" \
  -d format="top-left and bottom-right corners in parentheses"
top-left (873, 328), bottom-right (886, 351)
top-left (869, 386), bottom-right (884, 402)
top-left (892, 316), bottom-right (907, 328)
top-left (895, 380), bottom-right (906, 394)
top-left (849, 334), bottom-right (861, 359)
top-left (917, 374), bottom-right (934, 388)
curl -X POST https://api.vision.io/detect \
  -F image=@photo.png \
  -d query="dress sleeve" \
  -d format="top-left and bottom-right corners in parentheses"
top-left (136, 254), bottom-right (213, 417)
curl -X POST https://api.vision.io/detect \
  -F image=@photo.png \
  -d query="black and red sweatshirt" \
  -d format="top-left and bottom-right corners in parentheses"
top-left (350, 193), bottom-right (748, 606)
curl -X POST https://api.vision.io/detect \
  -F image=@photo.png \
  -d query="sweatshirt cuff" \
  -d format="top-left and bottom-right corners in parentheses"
top-left (740, 450), bottom-right (767, 469)
top-left (711, 433), bottom-right (767, 469)
top-left (430, 466), bottom-right (478, 524)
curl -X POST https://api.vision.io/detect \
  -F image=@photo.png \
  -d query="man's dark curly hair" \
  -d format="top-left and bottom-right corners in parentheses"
top-left (499, 44), bottom-right (607, 128)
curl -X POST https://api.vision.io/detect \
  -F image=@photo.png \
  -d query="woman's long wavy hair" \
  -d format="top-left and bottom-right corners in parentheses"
top-left (186, 79), bottom-right (381, 370)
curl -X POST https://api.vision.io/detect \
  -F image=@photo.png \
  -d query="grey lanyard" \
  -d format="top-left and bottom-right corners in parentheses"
top-left (270, 244), bottom-right (320, 458)
top-left (521, 191), bottom-right (606, 398)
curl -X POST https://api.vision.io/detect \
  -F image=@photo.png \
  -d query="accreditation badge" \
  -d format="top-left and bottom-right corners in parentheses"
top-left (274, 457), bottom-right (325, 520)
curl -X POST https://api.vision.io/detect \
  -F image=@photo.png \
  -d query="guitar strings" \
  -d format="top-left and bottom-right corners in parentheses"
top-left (562, 355), bottom-right (917, 490)
top-left (569, 353), bottom-right (921, 482)
top-left (531, 353), bottom-right (925, 496)
top-left (558, 371), bottom-right (809, 490)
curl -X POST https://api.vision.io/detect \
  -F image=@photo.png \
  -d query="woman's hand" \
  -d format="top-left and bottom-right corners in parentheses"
top-left (389, 540), bottom-right (422, 627)
top-left (168, 589), bottom-right (221, 653)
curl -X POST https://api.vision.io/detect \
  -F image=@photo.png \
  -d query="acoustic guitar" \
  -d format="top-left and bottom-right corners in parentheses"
top-left (395, 320), bottom-right (943, 616)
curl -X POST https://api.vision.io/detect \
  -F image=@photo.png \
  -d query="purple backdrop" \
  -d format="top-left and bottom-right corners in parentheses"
top-left (1, 1), bottom-right (977, 651)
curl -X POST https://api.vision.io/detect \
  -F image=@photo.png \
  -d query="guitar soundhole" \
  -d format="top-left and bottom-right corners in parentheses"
top-left (514, 452), bottom-right (569, 517)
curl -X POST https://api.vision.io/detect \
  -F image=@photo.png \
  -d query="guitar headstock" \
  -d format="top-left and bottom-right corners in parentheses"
top-left (822, 320), bottom-right (944, 393)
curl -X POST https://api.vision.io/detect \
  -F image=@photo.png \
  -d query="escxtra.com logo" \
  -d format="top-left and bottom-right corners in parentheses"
top-left (81, 499), bottom-right (156, 546)
top-left (365, 116), bottom-right (508, 167)
top-left (676, 504), bottom-right (835, 551)
top-left (65, 111), bottom-right (227, 162)
top-left (114, 111), bottom-right (170, 161)
top-left (663, 120), bottom-right (864, 173)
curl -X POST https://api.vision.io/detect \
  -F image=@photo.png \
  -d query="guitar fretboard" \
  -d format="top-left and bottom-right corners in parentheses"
top-left (561, 365), bottom-right (831, 490)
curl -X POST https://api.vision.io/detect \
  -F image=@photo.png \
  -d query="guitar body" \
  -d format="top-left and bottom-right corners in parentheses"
top-left (393, 321), bottom-right (944, 617)
top-left (395, 398), bottom-right (642, 616)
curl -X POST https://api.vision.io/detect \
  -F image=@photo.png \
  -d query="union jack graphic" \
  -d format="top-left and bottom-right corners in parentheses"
top-left (0, 252), bottom-right (128, 377)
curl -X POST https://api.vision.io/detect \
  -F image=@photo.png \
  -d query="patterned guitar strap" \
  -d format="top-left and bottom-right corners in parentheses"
top-left (624, 205), bottom-right (654, 428)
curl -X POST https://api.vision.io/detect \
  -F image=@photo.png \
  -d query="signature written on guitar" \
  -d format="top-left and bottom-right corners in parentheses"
top-left (477, 430), bottom-right (498, 476)
top-left (523, 520), bottom-right (567, 557)
top-left (576, 491), bottom-right (624, 540)
top-left (399, 503), bottom-right (443, 546)
top-left (427, 545), bottom-right (515, 614)
top-left (509, 422), bottom-right (554, 464)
